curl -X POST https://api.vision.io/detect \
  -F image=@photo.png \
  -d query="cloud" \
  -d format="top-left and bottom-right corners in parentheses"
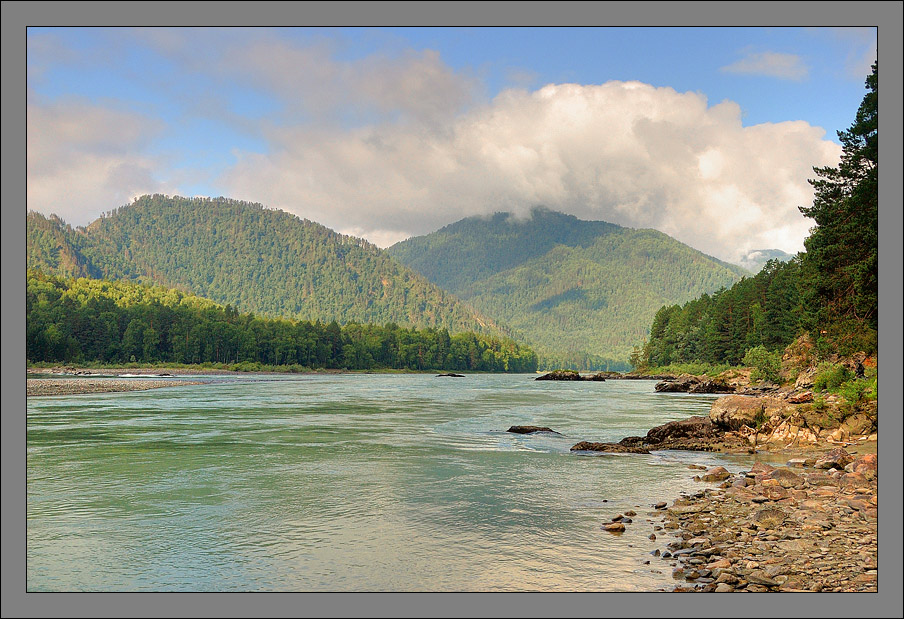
top-left (27, 95), bottom-right (174, 226)
top-left (221, 80), bottom-right (841, 263)
top-left (721, 51), bottom-right (809, 81)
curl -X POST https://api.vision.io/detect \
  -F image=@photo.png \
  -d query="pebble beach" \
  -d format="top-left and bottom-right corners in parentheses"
top-left (27, 377), bottom-right (209, 397)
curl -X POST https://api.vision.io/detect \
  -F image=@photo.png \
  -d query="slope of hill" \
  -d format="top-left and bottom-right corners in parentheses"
top-left (388, 208), bottom-right (749, 366)
top-left (26, 196), bottom-right (508, 337)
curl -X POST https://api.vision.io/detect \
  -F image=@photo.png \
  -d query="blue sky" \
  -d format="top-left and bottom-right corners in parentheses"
top-left (26, 26), bottom-right (877, 262)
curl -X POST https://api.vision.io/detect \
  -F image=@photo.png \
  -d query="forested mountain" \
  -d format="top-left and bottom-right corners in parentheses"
top-left (26, 270), bottom-right (537, 372)
top-left (636, 62), bottom-right (879, 368)
top-left (26, 196), bottom-right (508, 338)
top-left (388, 208), bottom-right (749, 368)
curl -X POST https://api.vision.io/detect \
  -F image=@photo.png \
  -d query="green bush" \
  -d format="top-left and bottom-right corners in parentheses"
top-left (742, 346), bottom-right (782, 383)
top-left (813, 363), bottom-right (853, 392)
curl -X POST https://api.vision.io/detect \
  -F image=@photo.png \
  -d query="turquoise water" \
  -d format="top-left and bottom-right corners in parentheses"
top-left (26, 374), bottom-right (752, 591)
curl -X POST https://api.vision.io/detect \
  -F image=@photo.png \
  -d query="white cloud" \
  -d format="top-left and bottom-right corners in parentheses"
top-left (222, 80), bottom-right (841, 263)
top-left (27, 96), bottom-right (174, 226)
top-left (721, 51), bottom-right (809, 81)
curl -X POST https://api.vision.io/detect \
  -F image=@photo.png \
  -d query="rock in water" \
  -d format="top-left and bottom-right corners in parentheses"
top-left (535, 370), bottom-right (583, 381)
top-left (702, 466), bottom-right (731, 482)
top-left (507, 425), bottom-right (562, 435)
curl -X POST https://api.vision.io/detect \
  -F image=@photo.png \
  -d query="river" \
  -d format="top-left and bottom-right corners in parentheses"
top-left (26, 373), bottom-right (758, 591)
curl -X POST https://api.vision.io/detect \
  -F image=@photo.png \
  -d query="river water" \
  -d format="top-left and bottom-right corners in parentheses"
top-left (26, 373), bottom-right (758, 591)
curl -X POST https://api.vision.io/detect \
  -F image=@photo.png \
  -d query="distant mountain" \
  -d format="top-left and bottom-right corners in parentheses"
top-left (736, 249), bottom-right (795, 273)
top-left (26, 196), bottom-right (508, 337)
top-left (388, 208), bottom-right (750, 366)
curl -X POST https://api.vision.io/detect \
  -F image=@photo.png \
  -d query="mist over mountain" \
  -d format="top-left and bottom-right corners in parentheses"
top-left (388, 208), bottom-right (750, 367)
top-left (736, 249), bottom-right (795, 273)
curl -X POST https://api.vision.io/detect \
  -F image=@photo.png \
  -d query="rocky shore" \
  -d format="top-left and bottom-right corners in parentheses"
top-left (582, 349), bottom-right (880, 593)
top-left (636, 451), bottom-right (878, 592)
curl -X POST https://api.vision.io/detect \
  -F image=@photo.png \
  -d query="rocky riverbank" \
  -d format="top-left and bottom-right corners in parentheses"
top-left (637, 451), bottom-right (878, 592)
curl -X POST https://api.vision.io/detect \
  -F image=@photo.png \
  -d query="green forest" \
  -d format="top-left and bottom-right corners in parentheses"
top-left (26, 195), bottom-right (507, 338)
top-left (635, 62), bottom-right (878, 370)
top-left (26, 270), bottom-right (538, 372)
top-left (389, 207), bottom-right (749, 368)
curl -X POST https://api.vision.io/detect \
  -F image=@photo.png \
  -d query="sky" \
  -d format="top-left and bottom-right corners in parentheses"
top-left (26, 26), bottom-right (878, 264)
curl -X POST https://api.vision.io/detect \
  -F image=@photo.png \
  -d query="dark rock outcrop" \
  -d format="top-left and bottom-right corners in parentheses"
top-left (536, 370), bottom-right (583, 381)
top-left (570, 441), bottom-right (650, 454)
top-left (435, 373), bottom-right (465, 377)
top-left (654, 374), bottom-right (735, 394)
top-left (535, 370), bottom-right (607, 381)
top-left (507, 425), bottom-right (562, 435)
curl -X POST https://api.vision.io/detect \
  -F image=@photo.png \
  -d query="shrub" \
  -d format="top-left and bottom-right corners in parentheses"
top-left (813, 363), bottom-right (853, 392)
top-left (742, 346), bottom-right (782, 384)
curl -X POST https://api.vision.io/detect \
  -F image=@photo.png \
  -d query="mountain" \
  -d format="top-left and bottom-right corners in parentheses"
top-left (736, 249), bottom-right (795, 274)
top-left (26, 196), bottom-right (508, 337)
top-left (387, 208), bottom-right (750, 366)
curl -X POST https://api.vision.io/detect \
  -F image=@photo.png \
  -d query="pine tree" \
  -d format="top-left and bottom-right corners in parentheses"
top-left (799, 61), bottom-right (878, 348)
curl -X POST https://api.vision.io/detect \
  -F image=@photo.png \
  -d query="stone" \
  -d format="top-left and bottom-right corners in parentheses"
top-left (754, 507), bottom-right (787, 529)
top-left (851, 453), bottom-right (877, 480)
top-left (786, 391), bottom-right (814, 404)
top-left (709, 396), bottom-right (795, 431)
top-left (602, 522), bottom-right (626, 533)
top-left (814, 447), bottom-right (854, 470)
top-left (507, 425), bottom-right (562, 435)
top-left (746, 570), bottom-right (781, 587)
top-left (766, 467), bottom-right (802, 488)
top-left (714, 583), bottom-right (734, 592)
top-left (535, 370), bottom-right (583, 381)
top-left (702, 466), bottom-right (732, 482)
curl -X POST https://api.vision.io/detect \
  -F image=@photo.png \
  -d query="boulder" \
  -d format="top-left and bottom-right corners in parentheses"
top-left (786, 391), bottom-right (814, 404)
top-left (507, 425), bottom-right (562, 435)
top-left (602, 522), bottom-right (626, 533)
top-left (435, 373), bottom-right (465, 377)
top-left (709, 395), bottom-right (795, 431)
top-left (644, 416), bottom-right (717, 444)
top-left (814, 447), bottom-right (854, 470)
top-left (701, 466), bottom-right (732, 482)
top-left (654, 374), bottom-right (701, 392)
top-left (851, 453), bottom-right (877, 480)
top-left (688, 380), bottom-right (736, 394)
top-left (536, 369), bottom-right (583, 381)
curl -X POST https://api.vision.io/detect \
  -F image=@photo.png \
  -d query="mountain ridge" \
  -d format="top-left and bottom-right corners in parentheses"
top-left (388, 207), bottom-right (750, 366)
top-left (26, 196), bottom-right (510, 338)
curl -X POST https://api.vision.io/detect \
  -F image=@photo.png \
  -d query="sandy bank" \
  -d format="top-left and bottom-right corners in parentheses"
top-left (27, 378), bottom-right (210, 397)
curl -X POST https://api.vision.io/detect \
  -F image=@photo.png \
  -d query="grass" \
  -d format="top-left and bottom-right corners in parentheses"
top-left (633, 362), bottom-right (735, 377)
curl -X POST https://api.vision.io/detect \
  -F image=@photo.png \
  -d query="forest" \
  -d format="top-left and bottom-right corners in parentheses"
top-left (635, 62), bottom-right (878, 370)
top-left (26, 195), bottom-right (507, 338)
top-left (26, 270), bottom-right (538, 373)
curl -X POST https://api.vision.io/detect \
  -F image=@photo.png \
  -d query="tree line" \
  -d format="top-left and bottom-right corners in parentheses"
top-left (634, 62), bottom-right (878, 369)
top-left (26, 270), bottom-right (538, 373)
